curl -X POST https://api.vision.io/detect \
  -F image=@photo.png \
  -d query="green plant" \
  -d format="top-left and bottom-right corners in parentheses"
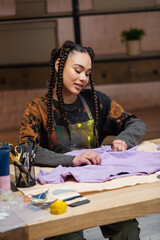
top-left (121, 28), bottom-right (145, 42)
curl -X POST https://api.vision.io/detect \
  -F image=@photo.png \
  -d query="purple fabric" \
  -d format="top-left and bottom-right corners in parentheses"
top-left (36, 146), bottom-right (160, 184)
top-left (157, 145), bottom-right (160, 151)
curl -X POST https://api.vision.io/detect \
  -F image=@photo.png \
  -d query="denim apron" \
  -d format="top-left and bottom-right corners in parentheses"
top-left (51, 94), bottom-right (96, 153)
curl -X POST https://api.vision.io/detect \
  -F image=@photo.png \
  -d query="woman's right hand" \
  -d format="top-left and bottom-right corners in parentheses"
top-left (72, 151), bottom-right (101, 167)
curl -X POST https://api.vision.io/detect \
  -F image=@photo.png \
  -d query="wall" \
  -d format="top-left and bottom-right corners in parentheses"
top-left (57, 11), bottom-right (160, 54)
top-left (0, 88), bottom-right (46, 130)
top-left (81, 12), bottom-right (160, 55)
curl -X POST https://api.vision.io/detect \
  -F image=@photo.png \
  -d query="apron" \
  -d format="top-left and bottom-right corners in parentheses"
top-left (51, 94), bottom-right (96, 153)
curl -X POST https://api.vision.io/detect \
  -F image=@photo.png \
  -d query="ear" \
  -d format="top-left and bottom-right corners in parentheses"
top-left (55, 58), bottom-right (60, 72)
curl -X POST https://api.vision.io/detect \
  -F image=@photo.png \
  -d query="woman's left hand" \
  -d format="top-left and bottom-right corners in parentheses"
top-left (72, 151), bottom-right (101, 166)
top-left (112, 139), bottom-right (127, 151)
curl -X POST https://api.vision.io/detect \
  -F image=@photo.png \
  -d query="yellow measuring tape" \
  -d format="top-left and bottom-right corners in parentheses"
top-left (50, 200), bottom-right (67, 215)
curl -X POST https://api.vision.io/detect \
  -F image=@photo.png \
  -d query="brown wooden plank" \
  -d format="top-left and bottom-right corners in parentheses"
top-left (27, 181), bottom-right (160, 239)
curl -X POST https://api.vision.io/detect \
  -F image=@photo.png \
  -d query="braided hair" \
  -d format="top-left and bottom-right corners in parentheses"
top-left (47, 40), bottom-right (99, 150)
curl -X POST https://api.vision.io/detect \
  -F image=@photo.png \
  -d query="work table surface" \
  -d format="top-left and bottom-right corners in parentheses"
top-left (1, 139), bottom-right (160, 240)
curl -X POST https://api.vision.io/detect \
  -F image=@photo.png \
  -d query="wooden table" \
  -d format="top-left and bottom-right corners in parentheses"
top-left (1, 139), bottom-right (160, 240)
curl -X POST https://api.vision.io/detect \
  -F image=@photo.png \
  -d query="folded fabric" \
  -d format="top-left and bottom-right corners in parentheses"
top-left (36, 146), bottom-right (160, 184)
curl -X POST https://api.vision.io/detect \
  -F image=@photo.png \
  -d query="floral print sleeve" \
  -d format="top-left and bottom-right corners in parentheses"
top-left (109, 100), bottom-right (134, 132)
top-left (18, 95), bottom-right (48, 145)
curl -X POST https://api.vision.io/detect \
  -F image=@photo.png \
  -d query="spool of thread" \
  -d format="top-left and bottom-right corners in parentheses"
top-left (0, 143), bottom-right (10, 190)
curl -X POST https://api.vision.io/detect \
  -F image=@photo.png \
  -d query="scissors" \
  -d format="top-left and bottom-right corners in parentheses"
top-left (9, 144), bottom-right (22, 163)
top-left (9, 144), bottom-right (28, 187)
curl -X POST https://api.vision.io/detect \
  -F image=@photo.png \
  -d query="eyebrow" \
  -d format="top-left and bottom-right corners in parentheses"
top-left (74, 64), bottom-right (92, 71)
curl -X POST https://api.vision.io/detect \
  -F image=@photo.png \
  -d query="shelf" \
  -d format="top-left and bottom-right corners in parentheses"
top-left (0, 51), bottom-right (159, 69)
top-left (1, 6), bottom-right (160, 23)
top-left (79, 6), bottom-right (160, 16)
top-left (95, 51), bottom-right (160, 63)
top-left (0, 12), bottom-right (73, 23)
top-left (0, 62), bottom-right (49, 69)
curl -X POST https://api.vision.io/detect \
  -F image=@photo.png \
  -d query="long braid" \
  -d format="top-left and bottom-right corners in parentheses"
top-left (57, 47), bottom-right (71, 140)
top-left (89, 72), bottom-right (99, 147)
top-left (86, 47), bottom-right (99, 147)
top-left (47, 49), bottom-right (58, 150)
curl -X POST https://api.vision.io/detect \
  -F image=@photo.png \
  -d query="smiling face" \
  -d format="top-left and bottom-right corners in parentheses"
top-left (56, 51), bottom-right (92, 103)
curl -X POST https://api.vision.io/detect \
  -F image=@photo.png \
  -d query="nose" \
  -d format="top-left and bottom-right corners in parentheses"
top-left (79, 72), bottom-right (88, 81)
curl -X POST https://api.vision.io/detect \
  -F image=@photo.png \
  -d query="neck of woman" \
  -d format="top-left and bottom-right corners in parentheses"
top-left (53, 90), bottom-right (77, 104)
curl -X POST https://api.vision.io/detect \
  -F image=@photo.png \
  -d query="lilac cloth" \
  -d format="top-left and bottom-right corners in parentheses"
top-left (36, 146), bottom-right (160, 184)
top-left (157, 145), bottom-right (160, 151)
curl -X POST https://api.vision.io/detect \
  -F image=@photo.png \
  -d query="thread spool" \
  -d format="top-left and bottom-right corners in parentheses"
top-left (0, 143), bottom-right (10, 190)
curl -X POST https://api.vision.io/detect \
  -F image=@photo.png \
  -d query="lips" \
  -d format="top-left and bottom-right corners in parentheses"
top-left (74, 83), bottom-right (84, 90)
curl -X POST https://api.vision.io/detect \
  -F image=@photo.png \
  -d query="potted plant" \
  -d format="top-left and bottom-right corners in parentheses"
top-left (121, 28), bottom-right (146, 56)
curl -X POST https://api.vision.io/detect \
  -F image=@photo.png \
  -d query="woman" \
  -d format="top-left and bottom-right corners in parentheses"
top-left (19, 40), bottom-right (145, 240)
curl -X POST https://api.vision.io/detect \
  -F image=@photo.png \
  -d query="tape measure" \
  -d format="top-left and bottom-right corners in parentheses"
top-left (50, 200), bottom-right (67, 215)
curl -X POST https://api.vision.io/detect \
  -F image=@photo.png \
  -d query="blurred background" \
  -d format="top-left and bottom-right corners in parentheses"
top-left (0, 0), bottom-right (160, 146)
